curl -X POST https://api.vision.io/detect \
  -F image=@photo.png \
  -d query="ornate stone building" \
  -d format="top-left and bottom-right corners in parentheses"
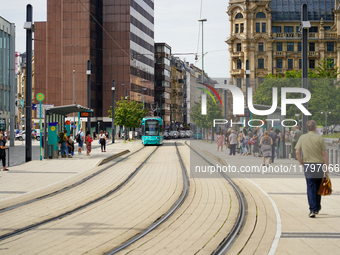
top-left (227, 0), bottom-right (340, 82)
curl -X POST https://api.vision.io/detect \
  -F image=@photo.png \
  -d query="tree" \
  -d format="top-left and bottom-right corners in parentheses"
top-left (108, 97), bottom-right (148, 140)
top-left (190, 96), bottom-right (223, 139)
top-left (253, 57), bottom-right (340, 126)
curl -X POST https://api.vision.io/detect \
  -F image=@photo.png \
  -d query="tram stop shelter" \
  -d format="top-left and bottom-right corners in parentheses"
top-left (43, 104), bottom-right (93, 159)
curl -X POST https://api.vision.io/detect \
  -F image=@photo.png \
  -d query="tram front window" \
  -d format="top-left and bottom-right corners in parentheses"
top-left (145, 120), bottom-right (159, 136)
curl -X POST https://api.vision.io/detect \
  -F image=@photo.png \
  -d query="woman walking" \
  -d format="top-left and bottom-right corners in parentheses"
top-left (260, 131), bottom-right (273, 166)
top-left (99, 130), bottom-right (107, 152)
top-left (85, 131), bottom-right (93, 156)
top-left (0, 134), bottom-right (8, 171)
top-left (225, 130), bottom-right (230, 153)
top-left (251, 133), bottom-right (259, 157)
top-left (217, 132), bottom-right (224, 152)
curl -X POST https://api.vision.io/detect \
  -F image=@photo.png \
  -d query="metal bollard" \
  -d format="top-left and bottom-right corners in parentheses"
top-left (327, 149), bottom-right (330, 163)
top-left (330, 149), bottom-right (334, 165)
top-left (336, 150), bottom-right (339, 165)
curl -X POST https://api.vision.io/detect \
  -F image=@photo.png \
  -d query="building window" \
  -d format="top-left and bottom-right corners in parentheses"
top-left (258, 59), bottom-right (264, 69)
top-left (298, 42), bottom-right (301, 51)
top-left (259, 42), bottom-right (264, 51)
top-left (309, 59), bottom-right (315, 69)
top-left (236, 43), bottom-right (241, 52)
top-left (309, 43), bottom-right (315, 51)
top-left (256, 12), bottom-right (266, 18)
top-left (272, 26), bottom-right (281, 33)
top-left (262, 23), bottom-right (266, 33)
top-left (237, 59), bottom-right (242, 69)
top-left (299, 59), bottom-right (302, 69)
top-left (309, 26), bottom-right (318, 33)
top-left (324, 26), bottom-right (331, 31)
top-left (296, 26), bottom-right (300, 33)
top-left (256, 23), bottom-right (260, 33)
top-left (235, 24), bottom-right (239, 33)
top-left (240, 23), bottom-right (244, 33)
top-left (277, 59), bottom-right (283, 68)
top-left (327, 42), bottom-right (334, 51)
top-left (237, 78), bottom-right (242, 88)
top-left (287, 42), bottom-right (294, 51)
top-left (235, 13), bottom-right (243, 19)
top-left (277, 42), bottom-right (282, 51)
top-left (288, 59), bottom-right (293, 69)
top-left (284, 26), bottom-right (293, 33)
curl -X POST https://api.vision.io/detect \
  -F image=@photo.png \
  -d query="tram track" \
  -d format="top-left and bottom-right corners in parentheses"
top-left (0, 146), bottom-right (146, 214)
top-left (0, 146), bottom-right (158, 241)
top-left (104, 141), bottom-right (189, 254)
top-left (184, 141), bottom-right (246, 255)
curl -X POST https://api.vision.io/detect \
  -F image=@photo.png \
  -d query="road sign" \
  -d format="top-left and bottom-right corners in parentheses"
top-left (36, 93), bottom-right (45, 102)
top-left (19, 99), bottom-right (24, 107)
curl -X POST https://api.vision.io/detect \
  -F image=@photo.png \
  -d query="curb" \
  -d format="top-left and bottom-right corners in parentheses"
top-left (96, 150), bottom-right (130, 166)
top-left (202, 150), bottom-right (226, 165)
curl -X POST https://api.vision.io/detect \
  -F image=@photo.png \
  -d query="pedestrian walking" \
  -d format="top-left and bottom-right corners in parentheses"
top-left (99, 130), bottom-right (107, 152)
top-left (260, 131), bottom-right (273, 166)
top-left (229, 130), bottom-right (237, 156)
top-left (77, 128), bottom-right (85, 155)
top-left (0, 134), bottom-right (8, 171)
top-left (225, 130), bottom-right (230, 152)
top-left (275, 129), bottom-right (281, 159)
top-left (290, 125), bottom-right (302, 160)
top-left (217, 132), bottom-right (224, 152)
top-left (268, 127), bottom-right (278, 163)
top-left (85, 131), bottom-right (93, 156)
top-left (295, 120), bottom-right (329, 218)
top-left (251, 134), bottom-right (259, 157)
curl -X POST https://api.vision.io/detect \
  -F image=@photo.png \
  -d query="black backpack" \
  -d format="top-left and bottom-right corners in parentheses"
top-left (75, 132), bottom-right (81, 143)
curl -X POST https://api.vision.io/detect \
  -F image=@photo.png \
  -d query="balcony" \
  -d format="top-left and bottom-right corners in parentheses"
top-left (308, 51), bottom-right (319, 57)
top-left (230, 69), bottom-right (244, 76)
top-left (274, 51), bottom-right (286, 57)
top-left (231, 51), bottom-right (244, 58)
top-left (273, 32), bottom-right (338, 40)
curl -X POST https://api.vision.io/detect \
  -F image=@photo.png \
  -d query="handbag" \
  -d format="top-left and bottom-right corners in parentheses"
top-left (318, 177), bottom-right (332, 196)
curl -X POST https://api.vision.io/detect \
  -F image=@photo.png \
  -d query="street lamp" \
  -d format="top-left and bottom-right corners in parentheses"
top-left (320, 111), bottom-right (331, 134)
top-left (112, 80), bottom-right (115, 143)
top-left (199, 18), bottom-right (207, 116)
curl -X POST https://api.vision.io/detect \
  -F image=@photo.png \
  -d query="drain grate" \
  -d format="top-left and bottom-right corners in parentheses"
top-left (282, 232), bottom-right (340, 238)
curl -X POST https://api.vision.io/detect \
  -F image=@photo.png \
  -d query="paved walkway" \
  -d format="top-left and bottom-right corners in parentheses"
top-left (194, 140), bottom-right (340, 255)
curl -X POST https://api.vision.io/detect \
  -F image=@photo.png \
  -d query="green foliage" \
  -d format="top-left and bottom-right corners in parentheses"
top-left (253, 57), bottom-right (340, 125)
top-left (108, 97), bottom-right (148, 129)
top-left (190, 97), bottom-right (223, 129)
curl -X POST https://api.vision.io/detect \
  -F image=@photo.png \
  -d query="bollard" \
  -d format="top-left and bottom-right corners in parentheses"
top-left (336, 150), bottom-right (339, 165)
top-left (327, 149), bottom-right (330, 163)
top-left (330, 149), bottom-right (334, 165)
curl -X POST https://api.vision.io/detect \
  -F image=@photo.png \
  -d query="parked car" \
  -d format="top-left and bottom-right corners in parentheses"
top-left (179, 130), bottom-right (186, 138)
top-left (169, 131), bottom-right (179, 139)
top-left (15, 131), bottom-right (26, 141)
top-left (163, 131), bottom-right (170, 140)
top-left (185, 130), bottom-right (193, 138)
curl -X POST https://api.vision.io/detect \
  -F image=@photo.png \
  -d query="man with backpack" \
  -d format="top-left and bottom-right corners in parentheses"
top-left (60, 130), bottom-right (70, 158)
top-left (76, 128), bottom-right (85, 155)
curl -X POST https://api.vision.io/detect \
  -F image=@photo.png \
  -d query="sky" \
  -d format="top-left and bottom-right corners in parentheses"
top-left (0, 0), bottom-right (230, 78)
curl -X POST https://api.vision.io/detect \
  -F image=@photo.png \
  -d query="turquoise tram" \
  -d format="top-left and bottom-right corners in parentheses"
top-left (141, 117), bottom-right (163, 145)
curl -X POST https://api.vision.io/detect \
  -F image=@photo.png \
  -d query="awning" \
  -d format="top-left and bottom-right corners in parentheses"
top-left (45, 104), bottom-right (93, 115)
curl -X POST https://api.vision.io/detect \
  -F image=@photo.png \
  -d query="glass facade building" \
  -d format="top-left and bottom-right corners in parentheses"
top-left (271, 0), bottom-right (335, 21)
top-left (0, 17), bottom-right (14, 131)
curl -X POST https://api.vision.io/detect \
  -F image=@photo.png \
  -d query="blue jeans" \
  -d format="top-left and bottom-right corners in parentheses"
top-left (229, 144), bottom-right (236, 155)
top-left (306, 177), bottom-right (322, 213)
top-left (61, 142), bottom-right (68, 156)
top-left (271, 146), bottom-right (276, 163)
top-left (276, 146), bottom-right (280, 159)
